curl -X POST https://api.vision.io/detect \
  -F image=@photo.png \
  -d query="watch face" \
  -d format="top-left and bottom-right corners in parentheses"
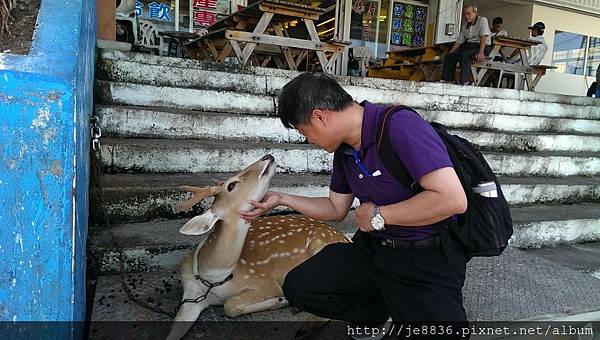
top-left (372, 214), bottom-right (385, 230)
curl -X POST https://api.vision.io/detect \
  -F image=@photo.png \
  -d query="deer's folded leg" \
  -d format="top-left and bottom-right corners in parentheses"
top-left (224, 285), bottom-right (288, 317)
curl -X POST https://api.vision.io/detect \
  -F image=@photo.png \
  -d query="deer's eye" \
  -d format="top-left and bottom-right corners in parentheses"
top-left (227, 182), bottom-right (237, 192)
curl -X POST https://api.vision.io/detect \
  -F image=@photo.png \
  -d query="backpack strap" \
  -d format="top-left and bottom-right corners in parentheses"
top-left (376, 105), bottom-right (422, 191)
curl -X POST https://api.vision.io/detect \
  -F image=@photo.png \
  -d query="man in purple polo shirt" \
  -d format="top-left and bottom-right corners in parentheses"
top-left (241, 73), bottom-right (468, 327)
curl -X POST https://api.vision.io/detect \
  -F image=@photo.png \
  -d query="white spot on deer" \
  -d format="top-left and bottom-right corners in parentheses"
top-left (244, 275), bottom-right (250, 279)
top-left (278, 240), bottom-right (285, 244)
top-left (266, 221), bottom-right (272, 225)
top-left (287, 232), bottom-right (293, 236)
top-left (240, 259), bottom-right (247, 264)
top-left (249, 269), bottom-right (255, 274)
top-left (260, 274), bottom-right (266, 277)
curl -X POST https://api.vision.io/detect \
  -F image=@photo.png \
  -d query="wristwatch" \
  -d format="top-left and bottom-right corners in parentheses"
top-left (371, 205), bottom-right (386, 231)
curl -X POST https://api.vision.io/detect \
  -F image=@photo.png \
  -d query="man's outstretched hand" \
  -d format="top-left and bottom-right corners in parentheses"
top-left (240, 191), bottom-right (284, 221)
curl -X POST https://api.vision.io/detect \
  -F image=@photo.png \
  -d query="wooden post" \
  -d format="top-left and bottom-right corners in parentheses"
top-left (97, 0), bottom-right (116, 40)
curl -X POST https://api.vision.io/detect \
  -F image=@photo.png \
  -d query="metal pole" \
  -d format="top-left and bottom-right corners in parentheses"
top-left (189, 0), bottom-right (194, 32)
top-left (175, 0), bottom-right (180, 30)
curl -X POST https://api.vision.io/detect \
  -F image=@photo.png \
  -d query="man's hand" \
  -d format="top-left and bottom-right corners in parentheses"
top-left (355, 203), bottom-right (375, 232)
top-left (476, 51), bottom-right (485, 62)
top-left (240, 191), bottom-right (285, 221)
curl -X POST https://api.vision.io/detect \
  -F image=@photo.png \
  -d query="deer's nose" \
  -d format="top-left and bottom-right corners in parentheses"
top-left (262, 154), bottom-right (275, 162)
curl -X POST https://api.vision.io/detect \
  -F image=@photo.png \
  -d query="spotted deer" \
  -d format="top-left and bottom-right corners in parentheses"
top-left (166, 154), bottom-right (349, 340)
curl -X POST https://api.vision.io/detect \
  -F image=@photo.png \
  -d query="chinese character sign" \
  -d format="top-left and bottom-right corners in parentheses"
top-left (194, 10), bottom-right (217, 27)
top-left (390, 2), bottom-right (427, 49)
top-left (193, 0), bottom-right (217, 9)
top-left (134, 1), bottom-right (173, 22)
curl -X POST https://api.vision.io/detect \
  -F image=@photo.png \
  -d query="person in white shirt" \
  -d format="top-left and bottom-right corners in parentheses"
top-left (441, 4), bottom-right (492, 85)
top-left (508, 22), bottom-right (548, 65)
top-left (491, 17), bottom-right (508, 37)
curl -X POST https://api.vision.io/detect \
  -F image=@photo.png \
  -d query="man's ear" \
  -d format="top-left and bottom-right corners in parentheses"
top-left (179, 209), bottom-right (219, 235)
top-left (312, 109), bottom-right (329, 127)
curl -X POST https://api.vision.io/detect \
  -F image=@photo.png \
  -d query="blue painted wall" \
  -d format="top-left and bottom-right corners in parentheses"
top-left (0, 0), bottom-right (95, 328)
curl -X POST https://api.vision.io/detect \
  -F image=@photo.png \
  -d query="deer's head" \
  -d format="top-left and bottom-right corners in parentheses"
top-left (176, 155), bottom-right (277, 235)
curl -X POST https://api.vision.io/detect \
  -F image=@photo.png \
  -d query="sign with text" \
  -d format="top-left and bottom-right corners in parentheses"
top-left (390, 1), bottom-right (427, 50)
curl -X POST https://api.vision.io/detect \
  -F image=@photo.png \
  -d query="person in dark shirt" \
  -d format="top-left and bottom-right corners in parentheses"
top-left (241, 73), bottom-right (469, 330)
top-left (587, 82), bottom-right (597, 97)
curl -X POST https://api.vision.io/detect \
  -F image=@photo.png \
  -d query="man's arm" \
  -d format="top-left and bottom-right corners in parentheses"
top-left (355, 167), bottom-right (467, 231)
top-left (476, 35), bottom-right (487, 61)
top-left (449, 40), bottom-right (461, 54)
top-left (241, 190), bottom-right (354, 222)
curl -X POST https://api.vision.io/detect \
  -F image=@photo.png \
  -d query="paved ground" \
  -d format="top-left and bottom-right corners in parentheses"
top-left (89, 244), bottom-right (600, 339)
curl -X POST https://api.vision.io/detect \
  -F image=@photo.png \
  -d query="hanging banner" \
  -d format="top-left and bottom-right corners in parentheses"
top-left (390, 1), bottom-right (427, 50)
top-left (193, 0), bottom-right (218, 31)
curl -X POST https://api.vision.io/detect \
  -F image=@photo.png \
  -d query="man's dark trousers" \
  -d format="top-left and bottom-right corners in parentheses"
top-left (282, 230), bottom-right (468, 323)
top-left (442, 42), bottom-right (492, 84)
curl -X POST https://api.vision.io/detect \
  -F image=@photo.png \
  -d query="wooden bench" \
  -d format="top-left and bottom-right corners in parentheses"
top-left (472, 61), bottom-right (556, 91)
top-left (189, 0), bottom-right (348, 74)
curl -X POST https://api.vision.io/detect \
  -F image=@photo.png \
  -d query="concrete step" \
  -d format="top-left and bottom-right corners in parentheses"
top-left (95, 80), bottom-right (276, 116)
top-left (95, 172), bottom-right (600, 224)
top-left (96, 80), bottom-right (600, 122)
top-left (509, 203), bottom-right (600, 248)
top-left (524, 242), bottom-right (600, 279)
top-left (97, 104), bottom-right (600, 150)
top-left (89, 203), bottom-right (600, 274)
top-left (89, 245), bottom-right (600, 325)
top-left (98, 49), bottom-right (600, 110)
top-left (98, 138), bottom-right (600, 177)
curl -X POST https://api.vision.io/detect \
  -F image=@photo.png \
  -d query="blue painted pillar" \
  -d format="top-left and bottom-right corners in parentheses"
top-left (0, 0), bottom-right (95, 328)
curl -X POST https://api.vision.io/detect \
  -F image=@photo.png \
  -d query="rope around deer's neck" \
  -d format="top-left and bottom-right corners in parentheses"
top-left (0, 0), bottom-right (15, 35)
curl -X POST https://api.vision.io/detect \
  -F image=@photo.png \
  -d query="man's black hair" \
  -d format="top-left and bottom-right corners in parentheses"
top-left (277, 72), bottom-right (354, 129)
top-left (493, 17), bottom-right (503, 25)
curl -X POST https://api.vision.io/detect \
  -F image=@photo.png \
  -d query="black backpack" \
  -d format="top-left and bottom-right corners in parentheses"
top-left (376, 105), bottom-right (513, 258)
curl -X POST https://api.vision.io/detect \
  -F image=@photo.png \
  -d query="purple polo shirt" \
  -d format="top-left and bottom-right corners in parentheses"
top-left (330, 101), bottom-right (454, 241)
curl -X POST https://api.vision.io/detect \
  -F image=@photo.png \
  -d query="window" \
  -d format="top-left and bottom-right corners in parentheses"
top-left (586, 36), bottom-right (600, 77)
top-left (551, 30), bottom-right (600, 77)
top-left (552, 31), bottom-right (587, 75)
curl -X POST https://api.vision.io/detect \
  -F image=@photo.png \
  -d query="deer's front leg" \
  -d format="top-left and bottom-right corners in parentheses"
top-left (224, 285), bottom-right (289, 317)
top-left (166, 279), bottom-right (210, 340)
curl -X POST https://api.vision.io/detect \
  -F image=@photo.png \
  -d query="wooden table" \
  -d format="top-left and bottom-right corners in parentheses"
top-left (470, 36), bottom-right (548, 91)
top-left (189, 0), bottom-right (348, 74)
top-left (367, 42), bottom-right (453, 81)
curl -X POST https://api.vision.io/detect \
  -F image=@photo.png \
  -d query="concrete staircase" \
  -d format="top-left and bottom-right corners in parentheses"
top-left (89, 48), bottom-right (600, 324)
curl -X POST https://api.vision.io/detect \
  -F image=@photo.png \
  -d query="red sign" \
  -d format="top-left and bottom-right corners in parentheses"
top-left (193, 0), bottom-right (217, 9)
top-left (194, 10), bottom-right (217, 27)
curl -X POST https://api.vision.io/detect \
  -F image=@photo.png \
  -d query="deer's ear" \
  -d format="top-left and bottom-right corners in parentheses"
top-left (179, 209), bottom-right (219, 235)
top-left (175, 185), bottom-right (222, 212)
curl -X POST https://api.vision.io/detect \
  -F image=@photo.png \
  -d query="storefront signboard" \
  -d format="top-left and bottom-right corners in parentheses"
top-left (390, 1), bottom-right (427, 50)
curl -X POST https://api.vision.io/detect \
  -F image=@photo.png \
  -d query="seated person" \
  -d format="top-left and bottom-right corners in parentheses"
top-left (441, 4), bottom-right (492, 85)
top-left (507, 22), bottom-right (548, 65)
top-left (491, 17), bottom-right (508, 37)
top-left (490, 17), bottom-right (508, 62)
top-left (587, 82), bottom-right (597, 97)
